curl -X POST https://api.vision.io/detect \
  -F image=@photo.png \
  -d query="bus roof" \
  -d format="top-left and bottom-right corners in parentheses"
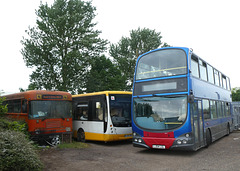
top-left (72, 91), bottom-right (132, 98)
top-left (2, 90), bottom-right (72, 101)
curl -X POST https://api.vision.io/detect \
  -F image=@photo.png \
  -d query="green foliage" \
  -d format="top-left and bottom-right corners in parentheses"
top-left (85, 55), bottom-right (126, 92)
top-left (0, 96), bottom-right (7, 115)
top-left (0, 118), bottom-right (28, 134)
top-left (21, 0), bottom-right (107, 94)
top-left (109, 27), bottom-right (170, 90)
top-left (57, 141), bottom-right (89, 149)
top-left (0, 130), bottom-right (43, 171)
top-left (232, 87), bottom-right (240, 101)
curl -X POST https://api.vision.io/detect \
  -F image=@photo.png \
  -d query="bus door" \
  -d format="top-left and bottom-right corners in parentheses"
top-left (192, 100), bottom-right (204, 148)
top-left (92, 97), bottom-right (106, 134)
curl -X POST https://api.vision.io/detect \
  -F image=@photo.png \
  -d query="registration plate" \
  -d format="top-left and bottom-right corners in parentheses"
top-left (152, 145), bottom-right (166, 149)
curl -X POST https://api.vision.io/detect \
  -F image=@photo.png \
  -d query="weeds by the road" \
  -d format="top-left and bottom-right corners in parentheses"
top-left (57, 141), bottom-right (89, 149)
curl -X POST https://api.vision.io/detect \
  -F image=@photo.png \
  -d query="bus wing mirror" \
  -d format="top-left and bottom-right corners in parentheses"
top-left (188, 95), bottom-right (194, 103)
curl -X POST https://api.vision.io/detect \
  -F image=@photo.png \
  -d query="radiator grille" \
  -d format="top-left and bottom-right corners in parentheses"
top-left (46, 120), bottom-right (61, 128)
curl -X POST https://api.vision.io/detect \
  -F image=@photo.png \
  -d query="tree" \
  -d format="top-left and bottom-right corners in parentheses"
top-left (0, 97), bottom-right (7, 115)
top-left (85, 55), bottom-right (126, 92)
top-left (232, 87), bottom-right (240, 101)
top-left (0, 91), bottom-right (7, 115)
top-left (21, 0), bottom-right (107, 94)
top-left (109, 27), bottom-right (170, 90)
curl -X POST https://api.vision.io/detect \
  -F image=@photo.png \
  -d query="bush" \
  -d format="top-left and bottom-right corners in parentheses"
top-left (0, 117), bottom-right (28, 135)
top-left (0, 96), bottom-right (7, 115)
top-left (0, 130), bottom-right (43, 171)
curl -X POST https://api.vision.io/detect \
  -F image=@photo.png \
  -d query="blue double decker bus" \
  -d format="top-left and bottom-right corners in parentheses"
top-left (132, 47), bottom-right (233, 151)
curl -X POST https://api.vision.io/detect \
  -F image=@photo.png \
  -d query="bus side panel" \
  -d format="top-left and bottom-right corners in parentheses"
top-left (73, 120), bottom-right (104, 139)
top-left (85, 132), bottom-right (132, 142)
top-left (73, 121), bottom-right (132, 141)
top-left (192, 78), bottom-right (231, 102)
top-left (6, 113), bottom-right (28, 122)
top-left (205, 117), bottom-right (232, 142)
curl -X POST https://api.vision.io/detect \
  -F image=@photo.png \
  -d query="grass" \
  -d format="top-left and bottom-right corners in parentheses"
top-left (57, 141), bottom-right (89, 149)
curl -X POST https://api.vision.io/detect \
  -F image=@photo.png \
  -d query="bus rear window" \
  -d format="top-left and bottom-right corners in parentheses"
top-left (136, 49), bottom-right (187, 80)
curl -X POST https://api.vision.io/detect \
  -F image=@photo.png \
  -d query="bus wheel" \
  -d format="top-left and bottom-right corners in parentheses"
top-left (77, 129), bottom-right (85, 142)
top-left (206, 129), bottom-right (212, 148)
top-left (51, 136), bottom-right (61, 146)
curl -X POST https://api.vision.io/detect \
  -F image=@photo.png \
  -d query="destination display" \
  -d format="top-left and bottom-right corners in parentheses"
top-left (134, 77), bottom-right (187, 96)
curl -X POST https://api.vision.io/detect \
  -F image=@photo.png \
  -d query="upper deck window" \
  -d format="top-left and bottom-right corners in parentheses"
top-left (226, 77), bottom-right (231, 90)
top-left (136, 49), bottom-right (187, 80)
top-left (199, 60), bottom-right (208, 81)
top-left (191, 55), bottom-right (199, 78)
top-left (207, 64), bottom-right (214, 84)
top-left (222, 75), bottom-right (227, 89)
top-left (214, 69), bottom-right (220, 86)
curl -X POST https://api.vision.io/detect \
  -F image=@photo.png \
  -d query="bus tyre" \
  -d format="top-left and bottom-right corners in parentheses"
top-left (77, 129), bottom-right (85, 142)
top-left (206, 129), bottom-right (212, 148)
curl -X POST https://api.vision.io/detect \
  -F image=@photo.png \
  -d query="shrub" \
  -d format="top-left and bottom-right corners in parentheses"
top-left (0, 130), bottom-right (43, 171)
top-left (0, 117), bottom-right (28, 135)
top-left (0, 96), bottom-right (7, 115)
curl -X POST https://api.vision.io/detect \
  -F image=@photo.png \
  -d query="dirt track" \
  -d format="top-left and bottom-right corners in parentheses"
top-left (40, 131), bottom-right (240, 171)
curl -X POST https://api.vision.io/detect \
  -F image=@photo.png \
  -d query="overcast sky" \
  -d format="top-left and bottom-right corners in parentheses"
top-left (1, 0), bottom-right (239, 94)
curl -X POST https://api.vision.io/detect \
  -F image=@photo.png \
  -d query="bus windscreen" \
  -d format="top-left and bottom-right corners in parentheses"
top-left (29, 101), bottom-right (72, 119)
top-left (133, 95), bottom-right (187, 130)
top-left (136, 49), bottom-right (187, 80)
top-left (109, 94), bottom-right (132, 127)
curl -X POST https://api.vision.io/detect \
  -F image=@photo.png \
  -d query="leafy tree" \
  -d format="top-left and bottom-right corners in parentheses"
top-left (0, 95), bottom-right (7, 116)
top-left (21, 0), bottom-right (107, 94)
top-left (109, 27), bottom-right (170, 90)
top-left (232, 87), bottom-right (240, 101)
top-left (85, 55), bottom-right (126, 92)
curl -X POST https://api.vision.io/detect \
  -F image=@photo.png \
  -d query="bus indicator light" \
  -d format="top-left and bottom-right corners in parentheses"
top-left (37, 94), bottom-right (42, 99)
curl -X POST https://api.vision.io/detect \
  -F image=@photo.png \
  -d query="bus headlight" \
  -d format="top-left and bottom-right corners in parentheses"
top-left (185, 133), bottom-right (190, 138)
top-left (138, 139), bottom-right (142, 143)
top-left (177, 140), bottom-right (182, 145)
top-left (65, 127), bottom-right (71, 132)
top-left (35, 129), bottom-right (40, 134)
top-left (182, 139), bottom-right (187, 144)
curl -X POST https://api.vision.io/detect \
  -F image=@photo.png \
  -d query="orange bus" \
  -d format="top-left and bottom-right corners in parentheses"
top-left (2, 90), bottom-right (72, 145)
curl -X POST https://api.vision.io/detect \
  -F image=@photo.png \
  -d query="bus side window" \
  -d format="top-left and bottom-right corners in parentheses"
top-left (226, 77), bottom-right (231, 90)
top-left (214, 69), bottom-right (220, 86)
top-left (22, 100), bottom-right (27, 113)
top-left (210, 100), bottom-right (217, 119)
top-left (7, 100), bottom-right (21, 113)
top-left (225, 102), bottom-right (230, 116)
top-left (222, 75), bottom-right (227, 89)
top-left (207, 64), bottom-right (214, 84)
top-left (75, 102), bottom-right (88, 120)
top-left (96, 102), bottom-right (104, 121)
top-left (203, 99), bottom-right (210, 120)
top-left (191, 55), bottom-right (199, 78)
top-left (219, 72), bottom-right (222, 87)
top-left (199, 60), bottom-right (207, 81)
top-left (217, 101), bottom-right (223, 118)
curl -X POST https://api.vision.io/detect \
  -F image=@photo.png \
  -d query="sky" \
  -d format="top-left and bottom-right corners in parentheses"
top-left (0, 0), bottom-right (240, 95)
